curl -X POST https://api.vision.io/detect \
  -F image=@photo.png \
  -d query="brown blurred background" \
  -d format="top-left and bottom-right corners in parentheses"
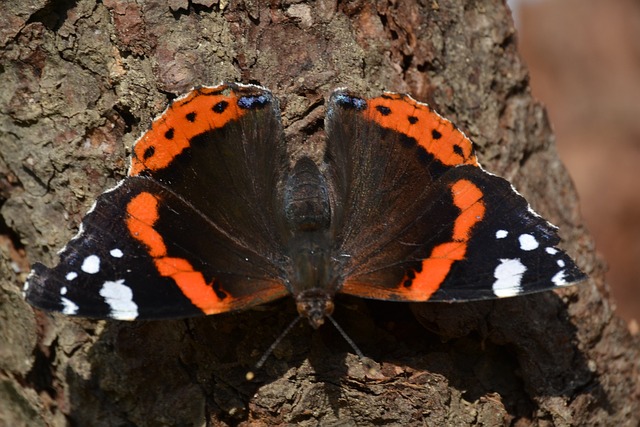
top-left (508, 0), bottom-right (640, 322)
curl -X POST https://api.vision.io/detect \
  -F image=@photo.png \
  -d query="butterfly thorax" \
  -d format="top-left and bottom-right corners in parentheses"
top-left (283, 157), bottom-right (339, 328)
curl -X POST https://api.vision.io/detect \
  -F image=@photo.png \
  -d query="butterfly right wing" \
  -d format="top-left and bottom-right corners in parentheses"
top-left (324, 90), bottom-right (585, 303)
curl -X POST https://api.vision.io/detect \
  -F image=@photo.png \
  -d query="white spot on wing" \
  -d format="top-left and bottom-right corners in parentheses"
top-left (66, 272), bottom-right (78, 281)
top-left (61, 297), bottom-right (79, 315)
top-left (557, 259), bottom-right (565, 267)
top-left (23, 281), bottom-right (29, 292)
top-left (519, 234), bottom-right (539, 251)
top-left (552, 270), bottom-right (567, 286)
top-left (81, 255), bottom-right (100, 274)
top-left (100, 279), bottom-right (138, 320)
top-left (493, 258), bottom-right (527, 297)
top-left (496, 230), bottom-right (508, 239)
top-left (60, 286), bottom-right (67, 295)
top-left (110, 248), bottom-right (124, 258)
top-left (545, 247), bottom-right (558, 255)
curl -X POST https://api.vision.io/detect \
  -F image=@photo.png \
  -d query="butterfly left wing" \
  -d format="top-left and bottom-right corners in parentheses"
top-left (25, 84), bottom-right (290, 320)
top-left (325, 90), bottom-right (585, 302)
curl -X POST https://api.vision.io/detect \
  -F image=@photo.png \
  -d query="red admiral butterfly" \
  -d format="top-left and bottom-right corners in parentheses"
top-left (24, 83), bottom-right (586, 328)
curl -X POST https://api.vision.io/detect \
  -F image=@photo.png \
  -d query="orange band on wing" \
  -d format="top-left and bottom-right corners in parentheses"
top-left (126, 192), bottom-right (231, 313)
top-left (451, 180), bottom-right (485, 240)
top-left (400, 179), bottom-right (486, 300)
top-left (365, 93), bottom-right (479, 167)
top-left (126, 192), bottom-right (166, 257)
top-left (129, 86), bottom-right (248, 176)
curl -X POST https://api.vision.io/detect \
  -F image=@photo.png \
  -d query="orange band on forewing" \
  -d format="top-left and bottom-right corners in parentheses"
top-left (154, 257), bottom-right (228, 314)
top-left (129, 86), bottom-right (246, 176)
top-left (125, 192), bottom-right (230, 313)
top-left (430, 241), bottom-right (468, 260)
top-left (401, 179), bottom-right (486, 300)
top-left (154, 256), bottom-right (196, 277)
top-left (365, 94), bottom-right (479, 167)
top-left (412, 259), bottom-right (455, 298)
top-left (126, 192), bottom-right (166, 257)
top-left (451, 179), bottom-right (485, 240)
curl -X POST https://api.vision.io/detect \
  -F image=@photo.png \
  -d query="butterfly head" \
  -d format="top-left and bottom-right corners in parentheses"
top-left (295, 289), bottom-right (335, 329)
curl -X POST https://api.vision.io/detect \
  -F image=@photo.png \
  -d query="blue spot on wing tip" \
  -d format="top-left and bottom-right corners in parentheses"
top-left (237, 93), bottom-right (272, 110)
top-left (333, 92), bottom-right (367, 111)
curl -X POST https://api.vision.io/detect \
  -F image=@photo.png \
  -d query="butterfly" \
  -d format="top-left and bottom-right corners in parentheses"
top-left (24, 83), bottom-right (586, 329)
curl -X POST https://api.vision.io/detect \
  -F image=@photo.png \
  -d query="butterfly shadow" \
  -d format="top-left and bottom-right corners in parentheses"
top-left (61, 299), bottom-right (338, 425)
top-left (360, 290), bottom-right (611, 420)
top-left (61, 290), bottom-right (609, 425)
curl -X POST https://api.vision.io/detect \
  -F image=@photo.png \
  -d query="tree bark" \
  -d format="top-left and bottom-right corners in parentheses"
top-left (1, 0), bottom-right (638, 426)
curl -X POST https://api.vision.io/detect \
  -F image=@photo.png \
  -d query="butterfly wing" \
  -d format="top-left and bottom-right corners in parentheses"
top-left (325, 91), bottom-right (585, 302)
top-left (25, 84), bottom-right (290, 320)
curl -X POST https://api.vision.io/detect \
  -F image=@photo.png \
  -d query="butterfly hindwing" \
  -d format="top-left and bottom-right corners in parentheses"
top-left (130, 84), bottom-right (288, 263)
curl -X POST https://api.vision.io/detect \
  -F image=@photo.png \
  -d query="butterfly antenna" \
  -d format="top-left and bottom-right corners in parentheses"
top-left (327, 314), bottom-right (378, 376)
top-left (246, 316), bottom-right (302, 381)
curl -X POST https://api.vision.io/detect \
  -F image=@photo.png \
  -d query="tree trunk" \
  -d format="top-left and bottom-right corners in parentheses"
top-left (1, 0), bottom-right (638, 426)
